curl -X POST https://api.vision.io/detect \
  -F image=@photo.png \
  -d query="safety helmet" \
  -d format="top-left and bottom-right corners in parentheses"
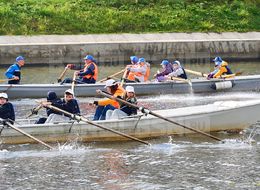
top-left (84, 55), bottom-right (94, 61)
top-left (138, 58), bottom-right (145, 63)
top-left (104, 79), bottom-right (117, 88)
top-left (130, 56), bottom-right (139, 63)
top-left (160, 60), bottom-right (169, 65)
top-left (16, 56), bottom-right (24, 62)
top-left (213, 56), bottom-right (222, 63)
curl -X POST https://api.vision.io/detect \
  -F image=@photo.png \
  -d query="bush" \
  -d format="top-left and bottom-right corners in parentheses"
top-left (0, 0), bottom-right (259, 35)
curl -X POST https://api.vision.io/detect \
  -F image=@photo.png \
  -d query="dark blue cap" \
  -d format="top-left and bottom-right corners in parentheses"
top-left (47, 91), bottom-right (58, 101)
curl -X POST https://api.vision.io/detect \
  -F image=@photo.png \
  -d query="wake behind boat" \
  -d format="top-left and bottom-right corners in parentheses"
top-left (1, 75), bottom-right (260, 99)
top-left (1, 100), bottom-right (260, 145)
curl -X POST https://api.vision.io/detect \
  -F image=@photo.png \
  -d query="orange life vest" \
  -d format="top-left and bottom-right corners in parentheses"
top-left (144, 63), bottom-right (150, 81)
top-left (133, 62), bottom-right (150, 82)
top-left (97, 85), bottom-right (125, 108)
top-left (82, 62), bottom-right (98, 80)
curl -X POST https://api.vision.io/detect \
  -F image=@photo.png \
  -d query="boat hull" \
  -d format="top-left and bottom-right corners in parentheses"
top-left (1, 100), bottom-right (259, 144)
top-left (1, 75), bottom-right (260, 99)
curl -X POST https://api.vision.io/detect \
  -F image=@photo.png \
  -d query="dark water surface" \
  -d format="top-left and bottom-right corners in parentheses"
top-left (0, 62), bottom-right (260, 189)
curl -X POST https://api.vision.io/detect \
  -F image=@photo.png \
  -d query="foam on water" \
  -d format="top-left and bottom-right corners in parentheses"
top-left (139, 92), bottom-right (260, 103)
top-left (0, 142), bottom-right (112, 160)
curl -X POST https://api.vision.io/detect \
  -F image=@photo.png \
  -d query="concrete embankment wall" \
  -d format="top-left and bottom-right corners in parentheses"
top-left (0, 32), bottom-right (259, 66)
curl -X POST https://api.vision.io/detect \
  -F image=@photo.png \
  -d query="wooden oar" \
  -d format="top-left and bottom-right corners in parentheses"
top-left (167, 76), bottom-right (192, 86)
top-left (57, 66), bottom-right (69, 83)
top-left (185, 69), bottom-right (208, 77)
top-left (44, 104), bottom-right (150, 145)
top-left (0, 78), bottom-right (17, 83)
top-left (71, 72), bottom-right (77, 95)
top-left (3, 120), bottom-right (53, 149)
top-left (98, 69), bottom-right (125, 83)
top-left (97, 91), bottom-right (223, 142)
top-left (216, 71), bottom-right (243, 79)
top-left (26, 104), bottom-right (43, 118)
top-left (120, 68), bottom-right (128, 87)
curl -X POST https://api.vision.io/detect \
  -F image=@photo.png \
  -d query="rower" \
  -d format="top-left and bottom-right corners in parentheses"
top-left (154, 60), bottom-right (173, 82)
top-left (92, 79), bottom-right (125, 120)
top-left (62, 55), bottom-right (98, 84)
top-left (167, 60), bottom-right (187, 79)
top-left (106, 86), bottom-right (138, 120)
top-left (41, 89), bottom-right (80, 123)
top-left (126, 58), bottom-right (150, 82)
top-left (125, 56), bottom-right (139, 82)
top-left (0, 93), bottom-right (15, 124)
top-left (35, 91), bottom-right (63, 124)
top-left (5, 56), bottom-right (25, 84)
top-left (207, 57), bottom-right (233, 79)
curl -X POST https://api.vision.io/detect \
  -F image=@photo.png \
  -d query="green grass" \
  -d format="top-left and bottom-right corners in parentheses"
top-left (0, 0), bottom-right (259, 35)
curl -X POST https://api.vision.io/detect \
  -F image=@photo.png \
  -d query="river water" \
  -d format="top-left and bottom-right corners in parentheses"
top-left (0, 62), bottom-right (260, 189)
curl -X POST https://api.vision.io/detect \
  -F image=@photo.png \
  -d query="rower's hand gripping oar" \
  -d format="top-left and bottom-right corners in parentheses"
top-left (57, 66), bottom-right (69, 83)
top-left (0, 119), bottom-right (53, 149)
top-left (97, 90), bottom-right (223, 142)
top-left (42, 104), bottom-right (150, 145)
top-left (26, 104), bottom-right (43, 118)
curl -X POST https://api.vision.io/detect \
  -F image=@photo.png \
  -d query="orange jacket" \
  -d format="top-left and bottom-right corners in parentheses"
top-left (213, 61), bottom-right (232, 78)
top-left (128, 62), bottom-right (150, 82)
top-left (98, 86), bottom-right (125, 108)
top-left (82, 62), bottom-right (98, 80)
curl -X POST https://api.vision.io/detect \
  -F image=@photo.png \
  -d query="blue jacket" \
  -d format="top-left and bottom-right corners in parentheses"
top-left (5, 63), bottom-right (21, 84)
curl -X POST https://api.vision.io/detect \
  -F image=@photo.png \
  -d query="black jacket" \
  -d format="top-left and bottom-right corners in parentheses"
top-left (120, 96), bottom-right (138, 116)
top-left (52, 99), bottom-right (80, 116)
top-left (0, 102), bottom-right (15, 122)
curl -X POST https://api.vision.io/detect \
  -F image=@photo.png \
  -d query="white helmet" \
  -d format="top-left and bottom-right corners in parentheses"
top-left (104, 79), bottom-right (116, 88)
top-left (0, 92), bottom-right (8, 99)
top-left (126, 86), bottom-right (135, 93)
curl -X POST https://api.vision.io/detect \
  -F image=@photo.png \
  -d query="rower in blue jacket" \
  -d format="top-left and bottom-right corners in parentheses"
top-left (5, 56), bottom-right (25, 84)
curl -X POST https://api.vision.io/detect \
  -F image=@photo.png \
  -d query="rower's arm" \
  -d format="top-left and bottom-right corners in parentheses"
top-left (5, 65), bottom-right (16, 79)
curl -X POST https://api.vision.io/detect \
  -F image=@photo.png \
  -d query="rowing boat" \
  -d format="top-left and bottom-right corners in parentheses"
top-left (1, 100), bottom-right (259, 144)
top-left (1, 75), bottom-right (260, 99)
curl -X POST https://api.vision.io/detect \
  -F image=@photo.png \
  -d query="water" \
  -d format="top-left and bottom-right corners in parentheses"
top-left (0, 136), bottom-right (259, 189)
top-left (0, 62), bottom-right (260, 189)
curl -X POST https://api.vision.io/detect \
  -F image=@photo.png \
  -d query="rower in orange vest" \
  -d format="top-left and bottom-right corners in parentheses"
top-left (62, 55), bottom-right (98, 84)
top-left (127, 58), bottom-right (150, 82)
top-left (92, 79), bottom-right (125, 120)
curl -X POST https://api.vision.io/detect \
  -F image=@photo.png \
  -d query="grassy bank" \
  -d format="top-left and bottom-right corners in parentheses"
top-left (0, 0), bottom-right (259, 35)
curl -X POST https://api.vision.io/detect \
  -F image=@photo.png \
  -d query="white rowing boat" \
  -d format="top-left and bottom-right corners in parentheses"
top-left (1, 75), bottom-right (260, 99)
top-left (1, 100), bottom-right (259, 144)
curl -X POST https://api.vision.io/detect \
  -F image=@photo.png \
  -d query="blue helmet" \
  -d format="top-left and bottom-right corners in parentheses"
top-left (138, 58), bottom-right (145, 63)
top-left (16, 56), bottom-right (24, 62)
top-left (130, 56), bottom-right (139, 63)
top-left (160, 60), bottom-right (169, 65)
top-left (84, 55), bottom-right (94, 61)
top-left (213, 56), bottom-right (222, 63)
